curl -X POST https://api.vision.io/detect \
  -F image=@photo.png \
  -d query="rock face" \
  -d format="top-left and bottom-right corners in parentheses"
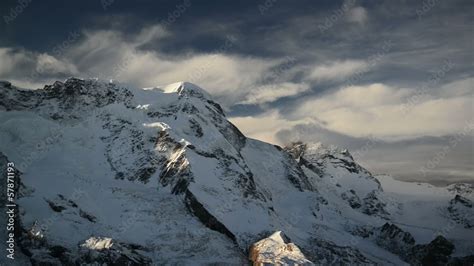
top-left (364, 222), bottom-right (470, 265)
top-left (249, 231), bottom-right (313, 265)
top-left (375, 223), bottom-right (416, 256)
top-left (304, 238), bottom-right (375, 265)
top-left (407, 236), bottom-right (455, 266)
top-left (448, 194), bottom-right (473, 228)
top-left (284, 141), bottom-right (388, 218)
top-left (0, 78), bottom-right (473, 265)
top-left (77, 237), bottom-right (151, 265)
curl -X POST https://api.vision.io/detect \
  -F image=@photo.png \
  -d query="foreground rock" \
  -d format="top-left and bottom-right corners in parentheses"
top-left (249, 231), bottom-right (313, 265)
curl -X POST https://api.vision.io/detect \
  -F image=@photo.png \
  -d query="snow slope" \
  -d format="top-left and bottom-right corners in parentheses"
top-left (0, 78), bottom-right (472, 265)
top-left (376, 175), bottom-right (474, 256)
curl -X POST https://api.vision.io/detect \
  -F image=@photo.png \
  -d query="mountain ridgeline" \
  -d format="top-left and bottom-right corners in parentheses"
top-left (0, 78), bottom-right (473, 265)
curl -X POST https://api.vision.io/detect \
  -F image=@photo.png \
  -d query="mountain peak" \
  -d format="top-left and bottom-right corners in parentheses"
top-left (158, 81), bottom-right (212, 100)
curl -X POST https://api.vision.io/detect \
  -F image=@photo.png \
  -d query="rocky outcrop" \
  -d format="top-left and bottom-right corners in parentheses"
top-left (0, 78), bottom-right (134, 120)
top-left (375, 223), bottom-right (415, 256)
top-left (304, 238), bottom-right (374, 265)
top-left (447, 195), bottom-right (473, 228)
top-left (406, 235), bottom-right (455, 266)
top-left (365, 223), bottom-right (471, 266)
top-left (448, 255), bottom-right (474, 266)
top-left (77, 237), bottom-right (151, 265)
top-left (362, 191), bottom-right (389, 218)
top-left (23, 236), bottom-right (152, 265)
top-left (341, 189), bottom-right (362, 209)
top-left (446, 183), bottom-right (473, 196)
top-left (285, 142), bottom-right (388, 217)
top-left (184, 190), bottom-right (236, 242)
top-left (249, 231), bottom-right (314, 265)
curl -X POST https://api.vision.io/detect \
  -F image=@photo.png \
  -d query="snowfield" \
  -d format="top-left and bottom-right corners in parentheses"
top-left (0, 78), bottom-right (472, 265)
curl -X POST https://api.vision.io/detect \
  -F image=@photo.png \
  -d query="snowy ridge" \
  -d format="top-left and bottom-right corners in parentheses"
top-left (0, 78), bottom-right (473, 265)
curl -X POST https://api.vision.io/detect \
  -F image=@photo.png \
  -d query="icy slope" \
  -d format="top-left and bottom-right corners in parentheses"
top-left (376, 175), bottom-right (474, 257)
top-left (0, 78), bottom-right (472, 265)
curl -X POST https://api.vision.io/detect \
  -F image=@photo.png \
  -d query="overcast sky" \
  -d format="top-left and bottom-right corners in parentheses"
top-left (0, 0), bottom-right (472, 185)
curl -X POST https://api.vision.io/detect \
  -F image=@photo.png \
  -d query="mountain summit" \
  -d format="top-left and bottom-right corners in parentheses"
top-left (0, 78), bottom-right (473, 265)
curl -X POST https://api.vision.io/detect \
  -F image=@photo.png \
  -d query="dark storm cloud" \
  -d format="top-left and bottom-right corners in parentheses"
top-left (1, 0), bottom-right (471, 105)
top-left (1, 0), bottom-right (471, 81)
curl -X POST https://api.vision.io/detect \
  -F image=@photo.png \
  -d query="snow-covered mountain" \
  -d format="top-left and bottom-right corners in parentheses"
top-left (0, 78), bottom-right (472, 265)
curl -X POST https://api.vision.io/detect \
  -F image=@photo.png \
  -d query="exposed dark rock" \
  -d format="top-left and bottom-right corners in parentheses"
top-left (79, 210), bottom-right (96, 223)
top-left (58, 194), bottom-right (78, 208)
top-left (448, 255), bottom-right (474, 266)
top-left (184, 190), bottom-right (237, 242)
top-left (102, 114), bottom-right (161, 184)
top-left (304, 238), bottom-right (375, 265)
top-left (77, 237), bottom-right (152, 265)
top-left (375, 223), bottom-right (415, 256)
top-left (282, 152), bottom-right (316, 192)
top-left (192, 148), bottom-right (265, 200)
top-left (451, 194), bottom-right (472, 208)
top-left (447, 184), bottom-right (474, 196)
top-left (447, 194), bottom-right (473, 228)
top-left (362, 191), bottom-right (389, 217)
top-left (206, 99), bottom-right (225, 116)
top-left (350, 225), bottom-right (375, 238)
top-left (45, 200), bottom-right (66, 213)
top-left (189, 118), bottom-right (204, 137)
top-left (48, 245), bottom-right (69, 258)
top-left (341, 189), bottom-right (362, 209)
top-left (1, 78), bottom-right (134, 121)
top-left (407, 235), bottom-right (455, 266)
